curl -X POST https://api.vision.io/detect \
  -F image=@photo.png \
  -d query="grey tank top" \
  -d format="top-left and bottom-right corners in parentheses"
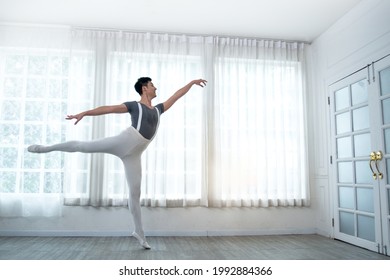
top-left (123, 101), bottom-right (164, 140)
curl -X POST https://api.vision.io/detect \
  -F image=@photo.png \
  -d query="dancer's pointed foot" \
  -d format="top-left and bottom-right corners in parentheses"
top-left (27, 145), bottom-right (44, 153)
top-left (132, 231), bottom-right (151, 249)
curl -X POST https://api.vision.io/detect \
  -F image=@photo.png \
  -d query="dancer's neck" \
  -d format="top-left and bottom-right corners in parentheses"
top-left (139, 95), bottom-right (154, 109)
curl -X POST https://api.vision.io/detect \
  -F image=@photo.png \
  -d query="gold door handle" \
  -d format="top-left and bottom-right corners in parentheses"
top-left (370, 152), bottom-right (377, 180)
top-left (375, 151), bottom-right (383, 180)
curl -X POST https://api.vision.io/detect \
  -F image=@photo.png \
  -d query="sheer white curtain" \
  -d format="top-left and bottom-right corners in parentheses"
top-left (64, 30), bottom-right (207, 207)
top-left (209, 38), bottom-right (309, 207)
top-left (0, 25), bottom-right (309, 217)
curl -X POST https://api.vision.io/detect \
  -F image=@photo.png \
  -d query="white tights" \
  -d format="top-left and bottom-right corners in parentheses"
top-left (28, 127), bottom-right (151, 247)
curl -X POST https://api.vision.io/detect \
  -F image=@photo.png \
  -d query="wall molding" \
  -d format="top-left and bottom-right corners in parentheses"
top-left (0, 228), bottom-right (318, 237)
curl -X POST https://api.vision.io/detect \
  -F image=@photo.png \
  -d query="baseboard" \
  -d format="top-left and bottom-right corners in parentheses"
top-left (0, 228), bottom-right (317, 237)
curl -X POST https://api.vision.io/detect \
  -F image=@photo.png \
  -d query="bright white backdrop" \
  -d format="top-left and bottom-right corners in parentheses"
top-left (0, 24), bottom-right (309, 217)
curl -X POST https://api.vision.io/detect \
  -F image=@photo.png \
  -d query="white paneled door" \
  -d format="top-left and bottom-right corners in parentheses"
top-left (329, 55), bottom-right (390, 256)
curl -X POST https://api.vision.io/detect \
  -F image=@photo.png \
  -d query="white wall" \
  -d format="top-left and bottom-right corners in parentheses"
top-left (308, 0), bottom-right (390, 237)
top-left (0, 206), bottom-right (316, 236)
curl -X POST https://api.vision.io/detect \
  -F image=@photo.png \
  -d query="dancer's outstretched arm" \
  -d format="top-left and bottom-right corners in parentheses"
top-left (66, 104), bottom-right (128, 125)
top-left (163, 79), bottom-right (207, 112)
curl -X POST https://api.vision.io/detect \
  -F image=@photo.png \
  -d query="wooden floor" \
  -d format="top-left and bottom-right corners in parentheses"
top-left (0, 234), bottom-right (389, 260)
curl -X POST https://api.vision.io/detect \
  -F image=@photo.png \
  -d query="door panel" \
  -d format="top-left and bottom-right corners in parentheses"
top-left (330, 69), bottom-right (380, 252)
top-left (375, 57), bottom-right (390, 255)
top-left (330, 55), bottom-right (390, 256)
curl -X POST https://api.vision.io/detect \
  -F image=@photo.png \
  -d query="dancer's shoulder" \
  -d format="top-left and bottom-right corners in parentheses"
top-left (155, 103), bottom-right (164, 114)
top-left (122, 101), bottom-right (138, 112)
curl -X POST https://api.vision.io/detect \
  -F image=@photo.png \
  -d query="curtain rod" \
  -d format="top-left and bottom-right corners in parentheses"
top-left (72, 25), bottom-right (311, 45)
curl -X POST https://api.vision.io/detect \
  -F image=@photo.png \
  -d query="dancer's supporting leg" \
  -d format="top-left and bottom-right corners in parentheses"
top-left (122, 154), bottom-right (151, 249)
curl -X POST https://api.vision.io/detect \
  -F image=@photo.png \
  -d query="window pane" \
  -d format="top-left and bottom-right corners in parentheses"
top-left (0, 124), bottom-right (20, 145)
top-left (0, 100), bottom-right (21, 121)
top-left (357, 187), bottom-right (374, 213)
top-left (352, 106), bottom-right (369, 131)
top-left (357, 215), bottom-right (375, 242)
top-left (338, 161), bottom-right (353, 183)
top-left (354, 133), bottom-right (370, 157)
top-left (0, 172), bottom-right (17, 192)
top-left (380, 66), bottom-right (390, 96)
top-left (44, 173), bottom-right (62, 193)
top-left (0, 148), bottom-right (18, 168)
top-left (22, 172), bottom-right (40, 193)
top-left (355, 161), bottom-right (372, 184)
top-left (335, 86), bottom-right (349, 111)
top-left (384, 128), bottom-right (390, 154)
top-left (5, 55), bottom-right (25, 74)
top-left (28, 56), bottom-right (47, 75)
top-left (3, 77), bottom-right (24, 98)
top-left (339, 186), bottom-right (354, 209)
top-left (337, 137), bottom-right (352, 158)
top-left (351, 79), bottom-right (367, 105)
top-left (25, 101), bottom-right (45, 121)
top-left (382, 98), bottom-right (390, 125)
top-left (26, 78), bottom-right (46, 98)
top-left (340, 211), bottom-right (355, 236)
top-left (336, 112), bottom-right (351, 135)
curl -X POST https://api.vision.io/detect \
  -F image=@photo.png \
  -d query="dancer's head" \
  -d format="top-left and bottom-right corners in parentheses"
top-left (134, 77), bottom-right (152, 96)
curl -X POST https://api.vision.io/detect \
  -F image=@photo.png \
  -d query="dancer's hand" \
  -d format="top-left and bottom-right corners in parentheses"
top-left (193, 79), bottom-right (207, 87)
top-left (66, 113), bottom-right (84, 125)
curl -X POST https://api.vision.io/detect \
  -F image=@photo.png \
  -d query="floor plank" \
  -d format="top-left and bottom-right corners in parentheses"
top-left (0, 234), bottom-right (389, 260)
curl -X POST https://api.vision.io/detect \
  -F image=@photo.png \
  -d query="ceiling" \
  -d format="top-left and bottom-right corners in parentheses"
top-left (0, 0), bottom-right (362, 42)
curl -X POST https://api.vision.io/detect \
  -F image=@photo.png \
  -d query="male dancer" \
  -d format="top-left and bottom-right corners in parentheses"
top-left (28, 77), bottom-right (207, 249)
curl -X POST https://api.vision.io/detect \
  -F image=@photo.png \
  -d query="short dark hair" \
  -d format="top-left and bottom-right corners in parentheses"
top-left (134, 77), bottom-right (152, 95)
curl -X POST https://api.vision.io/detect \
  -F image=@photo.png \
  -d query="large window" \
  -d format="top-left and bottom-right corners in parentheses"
top-left (0, 27), bottom-right (309, 216)
top-left (0, 50), bottom-right (69, 194)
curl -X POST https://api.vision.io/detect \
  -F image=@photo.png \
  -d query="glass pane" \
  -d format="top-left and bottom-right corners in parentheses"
top-left (387, 159), bottom-right (390, 185)
top-left (336, 112), bottom-right (351, 135)
top-left (0, 172), bottom-right (16, 192)
top-left (0, 148), bottom-right (18, 168)
top-left (355, 161), bottom-right (372, 184)
top-left (335, 86), bottom-right (350, 111)
top-left (26, 78), bottom-right (46, 98)
top-left (4, 77), bottom-right (23, 98)
top-left (0, 100), bottom-right (21, 121)
top-left (44, 172), bottom-right (62, 193)
top-left (25, 101), bottom-right (45, 121)
top-left (352, 106), bottom-right (369, 131)
top-left (357, 187), bottom-right (374, 213)
top-left (28, 55), bottom-right (47, 75)
top-left (351, 79), bottom-right (367, 105)
top-left (382, 98), bottom-right (390, 124)
top-left (337, 137), bottom-right (352, 158)
top-left (340, 211), bottom-right (355, 236)
top-left (339, 186), bottom-right (355, 209)
top-left (354, 133), bottom-right (371, 157)
top-left (388, 189), bottom-right (390, 215)
top-left (22, 172), bottom-right (40, 193)
top-left (385, 129), bottom-right (390, 154)
top-left (380, 66), bottom-right (390, 96)
top-left (357, 215), bottom-right (375, 242)
top-left (338, 161), bottom-right (353, 183)
top-left (0, 124), bottom-right (19, 145)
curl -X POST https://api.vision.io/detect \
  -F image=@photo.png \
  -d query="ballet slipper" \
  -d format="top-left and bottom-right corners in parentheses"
top-left (132, 232), bottom-right (151, 249)
top-left (27, 145), bottom-right (44, 153)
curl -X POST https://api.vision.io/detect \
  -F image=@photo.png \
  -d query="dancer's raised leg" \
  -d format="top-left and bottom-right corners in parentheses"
top-left (28, 132), bottom-right (130, 157)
